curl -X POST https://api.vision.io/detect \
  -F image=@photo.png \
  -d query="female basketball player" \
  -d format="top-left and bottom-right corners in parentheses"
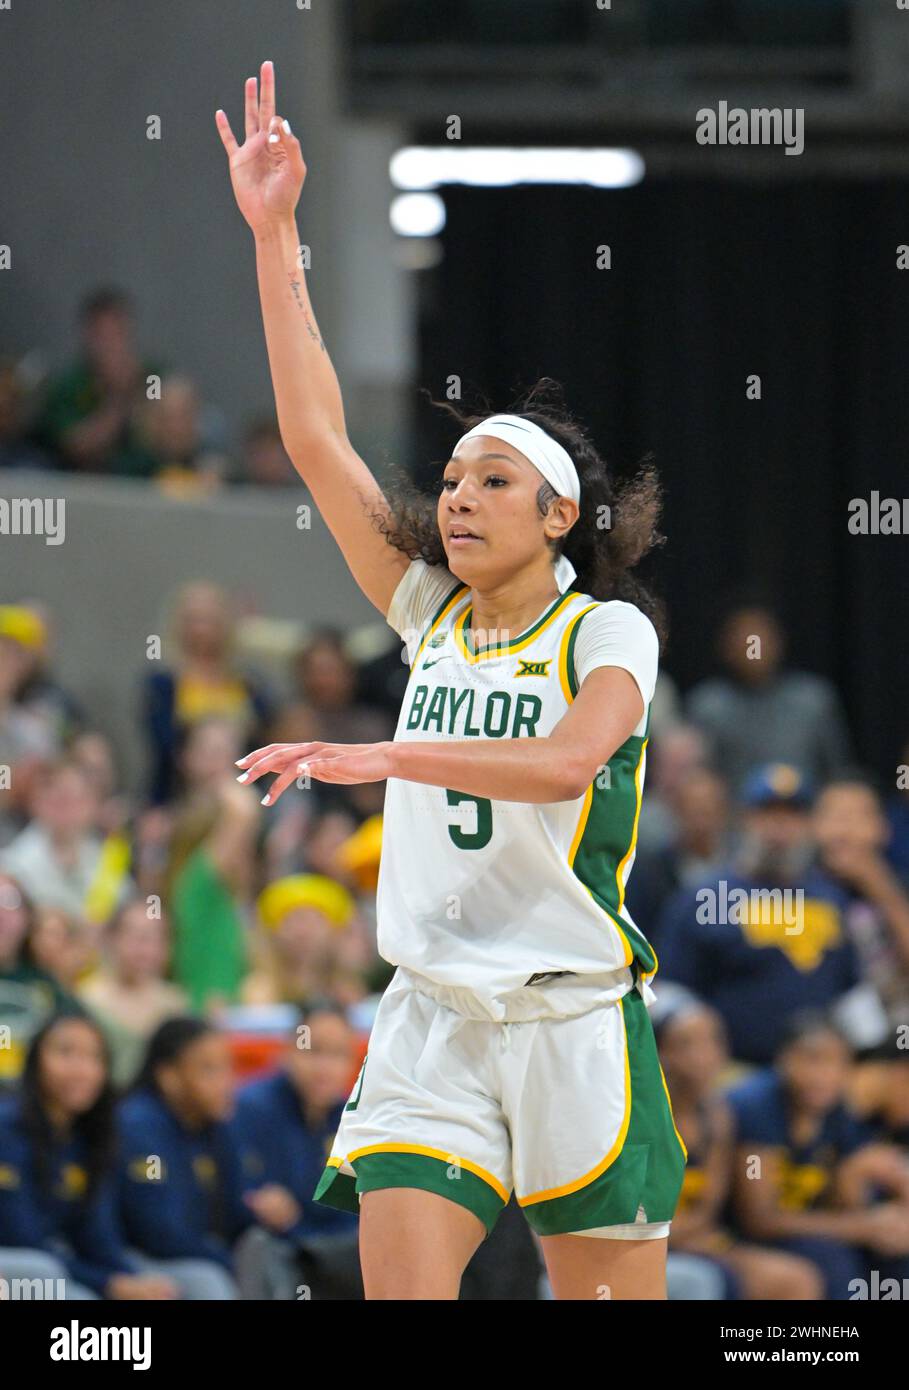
top-left (216, 61), bottom-right (686, 1300)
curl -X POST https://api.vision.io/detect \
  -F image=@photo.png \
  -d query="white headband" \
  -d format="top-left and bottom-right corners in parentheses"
top-left (451, 413), bottom-right (580, 593)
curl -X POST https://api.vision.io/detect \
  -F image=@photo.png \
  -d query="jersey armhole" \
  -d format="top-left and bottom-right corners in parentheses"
top-left (567, 604), bottom-right (654, 734)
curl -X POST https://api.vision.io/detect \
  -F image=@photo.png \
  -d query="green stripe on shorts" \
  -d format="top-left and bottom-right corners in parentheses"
top-left (314, 1150), bottom-right (507, 1233)
top-left (520, 988), bottom-right (687, 1236)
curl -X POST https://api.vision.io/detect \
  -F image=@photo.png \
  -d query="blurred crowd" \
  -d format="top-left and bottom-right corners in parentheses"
top-left (0, 287), bottom-right (298, 493)
top-left (2, 289), bottom-right (909, 1301)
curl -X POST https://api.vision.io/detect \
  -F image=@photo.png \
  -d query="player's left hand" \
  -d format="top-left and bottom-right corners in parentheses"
top-left (236, 740), bottom-right (395, 805)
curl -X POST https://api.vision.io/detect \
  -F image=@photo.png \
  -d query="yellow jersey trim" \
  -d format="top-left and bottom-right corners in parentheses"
top-left (615, 738), bottom-right (648, 914)
top-left (453, 591), bottom-right (583, 664)
top-left (410, 585), bottom-right (469, 670)
top-left (347, 1141), bottom-right (510, 1204)
top-left (517, 999), bottom-right (631, 1206)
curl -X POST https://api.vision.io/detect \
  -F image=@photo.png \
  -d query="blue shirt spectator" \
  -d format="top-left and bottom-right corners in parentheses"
top-left (233, 1070), bottom-right (357, 1241)
top-left (725, 1067), bottom-right (872, 1211)
top-left (0, 1093), bottom-right (135, 1296)
top-left (657, 868), bottom-right (859, 1065)
top-left (117, 1086), bottom-right (252, 1269)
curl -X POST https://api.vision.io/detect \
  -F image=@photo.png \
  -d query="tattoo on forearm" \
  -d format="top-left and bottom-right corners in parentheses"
top-left (288, 274), bottom-right (326, 352)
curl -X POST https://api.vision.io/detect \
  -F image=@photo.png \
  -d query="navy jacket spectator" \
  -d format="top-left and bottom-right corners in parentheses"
top-left (724, 1068), bottom-right (873, 1211)
top-left (657, 869), bottom-right (859, 1064)
top-left (117, 1088), bottom-right (252, 1268)
top-left (0, 1095), bottom-right (135, 1294)
top-left (233, 1071), bottom-right (357, 1240)
top-left (142, 668), bottom-right (273, 805)
top-left (886, 795), bottom-right (909, 881)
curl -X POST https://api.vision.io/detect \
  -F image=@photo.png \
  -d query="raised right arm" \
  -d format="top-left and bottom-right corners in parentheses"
top-left (216, 62), bottom-right (410, 616)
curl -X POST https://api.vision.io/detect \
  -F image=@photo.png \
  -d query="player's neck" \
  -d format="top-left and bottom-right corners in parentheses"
top-left (469, 568), bottom-right (564, 646)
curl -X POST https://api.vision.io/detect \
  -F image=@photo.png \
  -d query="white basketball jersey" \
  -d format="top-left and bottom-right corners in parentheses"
top-left (376, 560), bottom-right (658, 1020)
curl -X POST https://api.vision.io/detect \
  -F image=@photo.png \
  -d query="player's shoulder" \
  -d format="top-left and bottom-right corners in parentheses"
top-left (568, 595), bottom-right (660, 700)
top-left (570, 594), bottom-right (658, 640)
top-left (385, 558), bottom-right (467, 641)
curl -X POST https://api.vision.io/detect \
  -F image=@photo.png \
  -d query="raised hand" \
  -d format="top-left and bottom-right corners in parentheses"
top-left (215, 60), bottom-right (306, 233)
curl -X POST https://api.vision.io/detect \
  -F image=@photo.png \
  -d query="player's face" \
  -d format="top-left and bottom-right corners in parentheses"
top-left (438, 436), bottom-right (556, 591)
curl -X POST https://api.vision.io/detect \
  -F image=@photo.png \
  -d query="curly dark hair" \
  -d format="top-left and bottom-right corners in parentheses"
top-left (20, 1010), bottom-right (118, 1202)
top-left (369, 378), bottom-right (667, 644)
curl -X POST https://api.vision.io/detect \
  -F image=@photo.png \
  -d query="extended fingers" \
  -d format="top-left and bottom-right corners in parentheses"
top-left (259, 764), bottom-right (304, 807)
top-left (236, 742), bottom-right (307, 768)
top-left (244, 74), bottom-right (259, 139)
top-left (236, 750), bottom-right (299, 785)
top-left (259, 59), bottom-right (276, 128)
top-left (236, 742), bottom-right (325, 779)
top-left (215, 109), bottom-right (239, 157)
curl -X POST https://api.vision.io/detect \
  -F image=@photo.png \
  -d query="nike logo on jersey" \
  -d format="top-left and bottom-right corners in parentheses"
top-left (422, 655), bottom-right (451, 669)
top-left (514, 659), bottom-right (552, 678)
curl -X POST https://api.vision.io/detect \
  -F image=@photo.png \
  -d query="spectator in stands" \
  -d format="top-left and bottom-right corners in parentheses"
top-left (237, 416), bottom-right (296, 487)
top-left (886, 731), bottom-right (909, 880)
top-left (143, 580), bottom-right (273, 805)
top-left (849, 1034), bottom-right (909, 1149)
top-left (655, 990), bottom-right (821, 1299)
top-left (634, 723), bottom-right (711, 854)
top-left (243, 875), bottom-right (368, 1008)
top-left (0, 758), bottom-right (135, 924)
top-left (0, 1012), bottom-right (176, 1299)
top-left (139, 374), bottom-right (229, 496)
top-left (268, 804), bottom-right (369, 890)
top-left (78, 900), bottom-right (188, 1091)
top-left (0, 875), bottom-right (75, 1088)
top-left (32, 287), bottom-right (163, 477)
top-left (232, 1000), bottom-right (361, 1299)
top-left (0, 357), bottom-right (52, 470)
top-left (726, 1011), bottom-right (909, 1300)
top-left (0, 607), bottom-right (59, 849)
top-left (9, 602), bottom-right (85, 752)
top-left (0, 757), bottom-right (135, 923)
top-left (116, 1018), bottom-right (253, 1297)
top-left (625, 766), bottom-right (732, 949)
top-left (269, 630), bottom-right (392, 825)
top-left (29, 906), bottom-right (96, 995)
top-left (686, 600), bottom-right (852, 794)
top-left (271, 628), bottom-right (393, 753)
top-left (68, 731), bottom-right (131, 840)
top-left (657, 764), bottom-right (859, 1065)
top-left (813, 771), bottom-right (909, 1042)
top-left (164, 718), bottom-right (259, 1013)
